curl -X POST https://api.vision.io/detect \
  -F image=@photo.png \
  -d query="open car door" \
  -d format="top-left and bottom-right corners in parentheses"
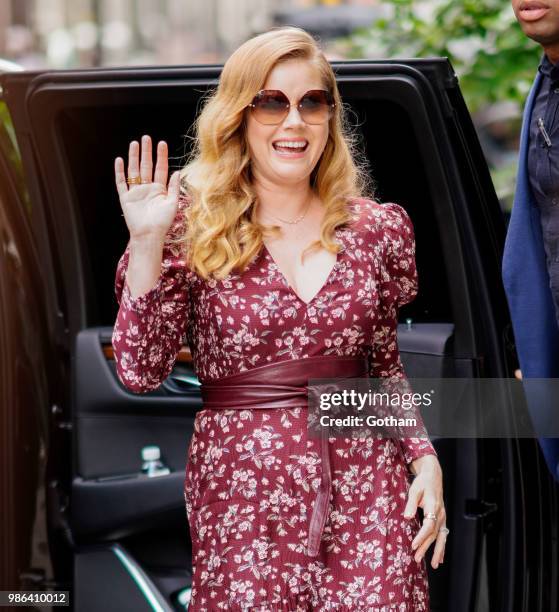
top-left (2, 59), bottom-right (557, 611)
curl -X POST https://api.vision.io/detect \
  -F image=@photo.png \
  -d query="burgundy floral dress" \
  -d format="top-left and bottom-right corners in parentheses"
top-left (112, 194), bottom-right (437, 611)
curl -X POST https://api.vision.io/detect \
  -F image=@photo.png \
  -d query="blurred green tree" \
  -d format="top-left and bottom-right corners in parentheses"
top-left (341, 0), bottom-right (543, 211)
top-left (343, 0), bottom-right (541, 113)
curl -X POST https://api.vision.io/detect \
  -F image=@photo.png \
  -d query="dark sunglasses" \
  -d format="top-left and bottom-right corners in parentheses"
top-left (248, 89), bottom-right (335, 125)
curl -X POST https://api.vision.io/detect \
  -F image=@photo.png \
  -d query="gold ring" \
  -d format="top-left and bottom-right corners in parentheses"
top-left (126, 175), bottom-right (141, 185)
top-left (424, 512), bottom-right (437, 521)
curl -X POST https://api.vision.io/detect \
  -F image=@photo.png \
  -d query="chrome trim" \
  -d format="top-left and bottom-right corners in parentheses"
top-left (111, 543), bottom-right (172, 612)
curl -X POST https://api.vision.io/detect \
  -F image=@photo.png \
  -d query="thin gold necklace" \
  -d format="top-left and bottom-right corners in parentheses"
top-left (260, 191), bottom-right (313, 225)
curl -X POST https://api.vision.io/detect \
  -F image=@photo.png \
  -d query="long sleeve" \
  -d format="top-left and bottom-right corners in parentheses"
top-left (368, 202), bottom-right (437, 465)
top-left (111, 194), bottom-right (192, 393)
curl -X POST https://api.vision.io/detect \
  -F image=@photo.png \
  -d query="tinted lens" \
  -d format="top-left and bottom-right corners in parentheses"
top-left (251, 91), bottom-right (289, 125)
top-left (250, 90), bottom-right (335, 125)
top-left (299, 90), bottom-right (333, 124)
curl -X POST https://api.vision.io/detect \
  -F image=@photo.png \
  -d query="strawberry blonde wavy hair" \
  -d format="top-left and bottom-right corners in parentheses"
top-left (176, 26), bottom-right (374, 280)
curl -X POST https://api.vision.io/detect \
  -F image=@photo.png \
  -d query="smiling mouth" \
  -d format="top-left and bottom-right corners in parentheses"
top-left (272, 142), bottom-right (308, 152)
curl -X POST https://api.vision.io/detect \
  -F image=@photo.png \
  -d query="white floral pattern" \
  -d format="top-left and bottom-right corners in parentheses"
top-left (112, 195), bottom-right (436, 611)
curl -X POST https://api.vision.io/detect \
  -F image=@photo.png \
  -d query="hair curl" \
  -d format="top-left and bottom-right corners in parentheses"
top-left (174, 25), bottom-right (375, 279)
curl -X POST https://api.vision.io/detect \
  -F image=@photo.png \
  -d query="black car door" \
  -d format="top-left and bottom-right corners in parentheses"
top-left (1, 60), bottom-right (555, 612)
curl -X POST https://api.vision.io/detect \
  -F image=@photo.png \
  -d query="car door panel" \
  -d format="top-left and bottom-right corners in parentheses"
top-left (72, 475), bottom-right (186, 539)
top-left (72, 327), bottom-right (201, 539)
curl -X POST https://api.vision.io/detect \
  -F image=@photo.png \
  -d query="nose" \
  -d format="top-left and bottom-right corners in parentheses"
top-left (282, 103), bottom-right (305, 127)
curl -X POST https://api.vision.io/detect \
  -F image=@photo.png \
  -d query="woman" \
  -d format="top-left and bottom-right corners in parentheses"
top-left (111, 26), bottom-right (447, 611)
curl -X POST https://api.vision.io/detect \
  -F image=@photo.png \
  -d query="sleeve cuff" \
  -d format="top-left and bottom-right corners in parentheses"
top-left (121, 275), bottom-right (163, 315)
top-left (401, 441), bottom-right (438, 466)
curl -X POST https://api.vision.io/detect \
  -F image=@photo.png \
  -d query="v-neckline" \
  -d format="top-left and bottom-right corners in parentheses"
top-left (261, 227), bottom-right (346, 307)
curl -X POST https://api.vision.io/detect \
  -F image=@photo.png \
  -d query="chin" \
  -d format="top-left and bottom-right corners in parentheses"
top-left (270, 163), bottom-right (311, 177)
top-left (521, 22), bottom-right (559, 44)
top-left (273, 172), bottom-right (310, 184)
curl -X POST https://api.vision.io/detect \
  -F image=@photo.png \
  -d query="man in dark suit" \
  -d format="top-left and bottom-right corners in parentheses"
top-left (503, 0), bottom-right (559, 480)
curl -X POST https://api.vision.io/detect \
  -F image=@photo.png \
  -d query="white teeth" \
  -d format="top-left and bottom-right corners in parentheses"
top-left (273, 141), bottom-right (307, 149)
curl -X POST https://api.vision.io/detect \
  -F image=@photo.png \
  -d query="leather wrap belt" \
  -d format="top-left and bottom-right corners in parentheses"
top-left (199, 354), bottom-right (369, 557)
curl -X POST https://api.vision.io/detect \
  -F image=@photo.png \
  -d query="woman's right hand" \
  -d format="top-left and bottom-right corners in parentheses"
top-left (114, 134), bottom-right (181, 242)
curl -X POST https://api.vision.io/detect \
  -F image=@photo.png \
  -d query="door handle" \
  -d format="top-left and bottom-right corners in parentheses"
top-left (161, 373), bottom-right (201, 395)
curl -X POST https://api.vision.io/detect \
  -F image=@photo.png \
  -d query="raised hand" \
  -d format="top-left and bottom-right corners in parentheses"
top-left (114, 135), bottom-right (181, 241)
